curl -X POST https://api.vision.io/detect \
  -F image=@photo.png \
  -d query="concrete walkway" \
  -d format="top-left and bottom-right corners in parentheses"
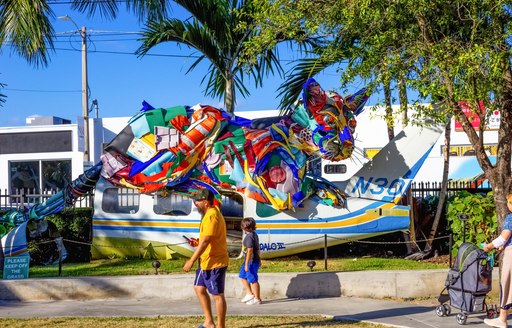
top-left (0, 297), bottom-right (493, 328)
top-left (0, 271), bottom-right (500, 327)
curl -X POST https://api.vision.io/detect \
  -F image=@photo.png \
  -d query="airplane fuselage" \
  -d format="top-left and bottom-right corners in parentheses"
top-left (91, 178), bottom-right (410, 259)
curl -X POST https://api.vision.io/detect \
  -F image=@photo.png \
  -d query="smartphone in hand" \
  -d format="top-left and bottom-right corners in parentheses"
top-left (183, 235), bottom-right (198, 246)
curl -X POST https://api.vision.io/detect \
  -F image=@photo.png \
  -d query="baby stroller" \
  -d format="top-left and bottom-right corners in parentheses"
top-left (436, 242), bottom-right (497, 325)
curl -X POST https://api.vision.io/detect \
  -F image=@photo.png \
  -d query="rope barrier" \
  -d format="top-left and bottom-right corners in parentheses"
top-left (327, 235), bottom-right (450, 245)
top-left (0, 234), bottom-right (451, 250)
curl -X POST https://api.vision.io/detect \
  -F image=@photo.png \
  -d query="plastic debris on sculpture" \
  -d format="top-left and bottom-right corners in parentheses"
top-left (100, 78), bottom-right (369, 211)
top-left (0, 79), bottom-right (368, 243)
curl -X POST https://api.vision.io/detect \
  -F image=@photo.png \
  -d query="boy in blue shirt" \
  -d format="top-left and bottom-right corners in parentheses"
top-left (239, 217), bottom-right (261, 305)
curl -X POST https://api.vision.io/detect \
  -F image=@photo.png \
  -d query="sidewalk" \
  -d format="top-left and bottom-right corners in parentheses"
top-left (0, 297), bottom-right (492, 328)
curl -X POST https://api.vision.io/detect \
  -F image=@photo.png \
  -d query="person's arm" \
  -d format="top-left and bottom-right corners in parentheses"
top-left (183, 235), bottom-right (211, 272)
top-left (484, 229), bottom-right (512, 252)
top-left (245, 247), bottom-right (253, 272)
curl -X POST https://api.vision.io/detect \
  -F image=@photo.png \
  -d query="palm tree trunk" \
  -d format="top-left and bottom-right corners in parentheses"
top-left (224, 77), bottom-right (235, 113)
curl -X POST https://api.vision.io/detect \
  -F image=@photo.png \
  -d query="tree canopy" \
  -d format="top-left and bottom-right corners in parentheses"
top-left (249, 0), bottom-right (512, 223)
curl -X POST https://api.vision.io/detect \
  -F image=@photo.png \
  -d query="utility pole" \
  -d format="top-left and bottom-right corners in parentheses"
top-left (59, 16), bottom-right (90, 163)
top-left (81, 26), bottom-right (90, 162)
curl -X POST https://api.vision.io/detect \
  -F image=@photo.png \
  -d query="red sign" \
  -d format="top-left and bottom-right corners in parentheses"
top-left (455, 101), bottom-right (499, 131)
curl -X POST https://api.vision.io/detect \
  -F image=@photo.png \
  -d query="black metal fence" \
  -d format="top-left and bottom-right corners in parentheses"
top-left (0, 181), bottom-right (492, 211)
top-left (0, 188), bottom-right (91, 210)
top-left (410, 180), bottom-right (492, 199)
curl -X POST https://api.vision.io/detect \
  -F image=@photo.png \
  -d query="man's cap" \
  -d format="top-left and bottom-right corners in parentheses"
top-left (194, 188), bottom-right (214, 201)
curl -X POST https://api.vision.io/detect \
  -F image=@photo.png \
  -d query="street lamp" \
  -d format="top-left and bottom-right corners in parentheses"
top-left (58, 15), bottom-right (90, 163)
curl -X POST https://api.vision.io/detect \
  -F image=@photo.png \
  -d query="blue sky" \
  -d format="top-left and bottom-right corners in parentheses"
top-left (0, 4), bottom-right (376, 127)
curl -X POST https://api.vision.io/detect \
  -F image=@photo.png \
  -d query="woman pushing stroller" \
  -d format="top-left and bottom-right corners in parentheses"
top-left (483, 193), bottom-right (512, 328)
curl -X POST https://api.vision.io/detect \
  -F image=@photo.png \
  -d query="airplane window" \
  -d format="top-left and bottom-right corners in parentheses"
top-left (102, 187), bottom-right (140, 214)
top-left (220, 193), bottom-right (243, 218)
top-left (154, 193), bottom-right (192, 216)
top-left (324, 164), bottom-right (347, 174)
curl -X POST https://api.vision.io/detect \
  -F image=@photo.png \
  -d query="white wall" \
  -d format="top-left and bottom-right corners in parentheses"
top-left (0, 124), bottom-right (83, 192)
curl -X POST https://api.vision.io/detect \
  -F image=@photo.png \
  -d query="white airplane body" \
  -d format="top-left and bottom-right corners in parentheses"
top-left (90, 124), bottom-right (442, 259)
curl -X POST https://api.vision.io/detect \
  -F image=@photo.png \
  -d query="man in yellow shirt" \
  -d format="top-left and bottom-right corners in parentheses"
top-left (183, 188), bottom-right (229, 328)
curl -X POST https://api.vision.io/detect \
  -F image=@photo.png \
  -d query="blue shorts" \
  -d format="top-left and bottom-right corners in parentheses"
top-left (194, 266), bottom-right (227, 295)
top-left (238, 261), bottom-right (260, 283)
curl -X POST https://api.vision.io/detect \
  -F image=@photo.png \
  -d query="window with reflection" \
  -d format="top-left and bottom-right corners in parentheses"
top-left (220, 193), bottom-right (243, 218)
top-left (324, 164), bottom-right (347, 174)
top-left (10, 161), bottom-right (39, 191)
top-left (10, 160), bottom-right (72, 193)
top-left (153, 192), bottom-right (192, 216)
top-left (102, 187), bottom-right (140, 214)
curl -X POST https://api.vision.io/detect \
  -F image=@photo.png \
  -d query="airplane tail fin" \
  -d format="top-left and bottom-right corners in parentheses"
top-left (342, 124), bottom-right (443, 203)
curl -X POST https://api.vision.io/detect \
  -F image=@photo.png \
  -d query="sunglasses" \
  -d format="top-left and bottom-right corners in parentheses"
top-left (309, 82), bottom-right (320, 87)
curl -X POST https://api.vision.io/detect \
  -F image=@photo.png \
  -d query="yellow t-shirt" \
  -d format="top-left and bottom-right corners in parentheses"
top-left (199, 206), bottom-right (229, 270)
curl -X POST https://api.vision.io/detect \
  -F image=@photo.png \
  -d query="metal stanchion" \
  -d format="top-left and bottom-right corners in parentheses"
top-left (324, 234), bottom-right (328, 270)
top-left (449, 233), bottom-right (453, 268)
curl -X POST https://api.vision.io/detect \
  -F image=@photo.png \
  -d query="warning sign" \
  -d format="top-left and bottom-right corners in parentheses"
top-left (3, 256), bottom-right (30, 280)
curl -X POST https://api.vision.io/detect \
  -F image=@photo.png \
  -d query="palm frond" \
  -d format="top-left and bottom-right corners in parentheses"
top-left (278, 56), bottom-right (339, 112)
top-left (173, 0), bottom-right (229, 31)
top-left (0, 80), bottom-right (6, 106)
top-left (0, 0), bottom-right (54, 66)
top-left (136, 0), bottom-right (286, 113)
top-left (71, 0), bottom-right (171, 21)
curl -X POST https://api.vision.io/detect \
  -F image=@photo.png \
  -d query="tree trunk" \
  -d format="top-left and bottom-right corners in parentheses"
top-left (384, 80), bottom-right (395, 140)
top-left (398, 75), bottom-right (408, 128)
top-left (490, 57), bottom-right (512, 224)
top-left (224, 77), bottom-right (235, 113)
top-left (425, 114), bottom-right (452, 252)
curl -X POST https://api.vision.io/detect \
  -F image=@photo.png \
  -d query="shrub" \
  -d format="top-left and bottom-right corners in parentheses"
top-left (51, 207), bottom-right (92, 262)
top-left (446, 191), bottom-right (498, 256)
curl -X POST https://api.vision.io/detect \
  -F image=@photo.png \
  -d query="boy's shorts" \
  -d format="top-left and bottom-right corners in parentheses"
top-left (194, 266), bottom-right (227, 295)
top-left (238, 261), bottom-right (260, 283)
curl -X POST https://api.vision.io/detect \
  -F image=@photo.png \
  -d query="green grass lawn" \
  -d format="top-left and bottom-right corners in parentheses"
top-left (26, 256), bottom-right (446, 278)
top-left (0, 316), bottom-right (389, 328)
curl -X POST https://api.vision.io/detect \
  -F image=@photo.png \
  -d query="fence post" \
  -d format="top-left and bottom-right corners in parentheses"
top-left (324, 234), bottom-right (328, 271)
top-left (449, 233), bottom-right (453, 268)
top-left (58, 237), bottom-right (63, 277)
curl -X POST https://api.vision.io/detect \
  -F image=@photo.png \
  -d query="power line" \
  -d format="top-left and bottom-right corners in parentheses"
top-left (5, 88), bottom-right (80, 93)
top-left (55, 31), bottom-right (141, 37)
top-left (54, 47), bottom-right (202, 58)
top-left (52, 38), bottom-right (140, 43)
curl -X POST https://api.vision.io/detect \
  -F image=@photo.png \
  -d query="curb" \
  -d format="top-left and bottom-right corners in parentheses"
top-left (2, 269), bottom-right (498, 302)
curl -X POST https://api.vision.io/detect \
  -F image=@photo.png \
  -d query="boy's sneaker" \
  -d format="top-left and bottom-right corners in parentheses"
top-left (246, 298), bottom-right (261, 305)
top-left (241, 294), bottom-right (254, 303)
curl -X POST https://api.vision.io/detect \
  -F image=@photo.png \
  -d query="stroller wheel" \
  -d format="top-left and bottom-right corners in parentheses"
top-left (435, 305), bottom-right (446, 317)
top-left (443, 304), bottom-right (451, 316)
top-left (487, 308), bottom-right (496, 318)
top-left (456, 312), bottom-right (467, 325)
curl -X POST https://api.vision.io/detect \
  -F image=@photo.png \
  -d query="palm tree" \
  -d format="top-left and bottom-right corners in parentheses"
top-left (0, 0), bottom-right (170, 67)
top-left (136, 0), bottom-right (285, 113)
top-left (0, 0), bottom-right (170, 106)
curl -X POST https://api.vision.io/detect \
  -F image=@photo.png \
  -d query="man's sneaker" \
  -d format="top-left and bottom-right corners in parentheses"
top-left (241, 294), bottom-right (254, 303)
top-left (484, 317), bottom-right (507, 328)
top-left (246, 298), bottom-right (261, 305)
